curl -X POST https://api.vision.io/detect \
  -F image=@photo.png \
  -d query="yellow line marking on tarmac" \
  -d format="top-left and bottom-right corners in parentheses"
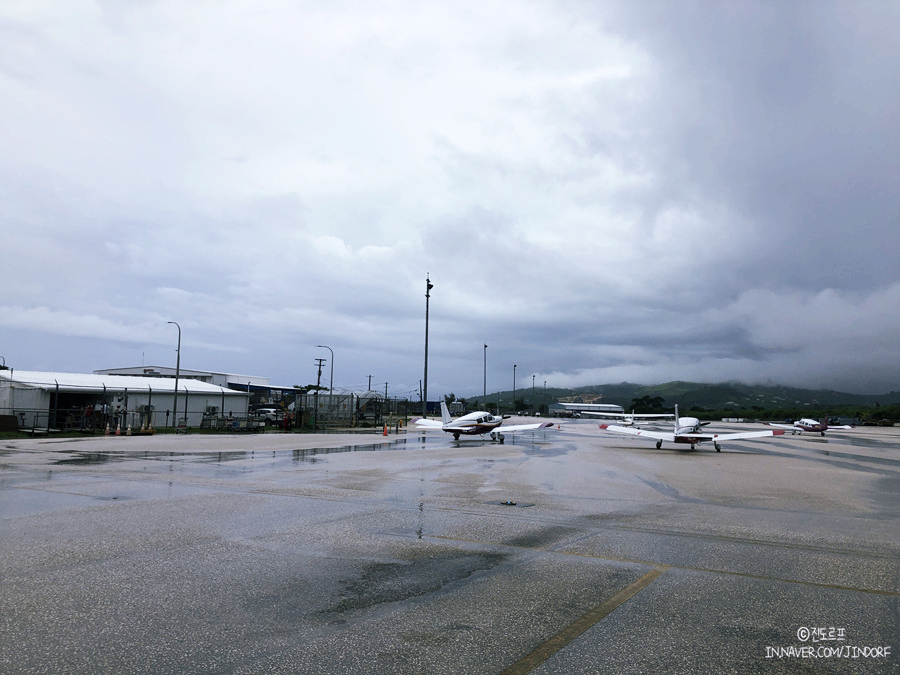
top-left (426, 534), bottom-right (900, 597)
top-left (499, 566), bottom-right (667, 675)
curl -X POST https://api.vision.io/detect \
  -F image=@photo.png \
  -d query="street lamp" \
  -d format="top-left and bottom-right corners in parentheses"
top-left (167, 321), bottom-right (181, 428)
top-left (423, 275), bottom-right (432, 418)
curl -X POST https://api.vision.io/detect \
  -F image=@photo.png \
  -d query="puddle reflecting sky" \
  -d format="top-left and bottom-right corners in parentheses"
top-left (36, 431), bottom-right (566, 474)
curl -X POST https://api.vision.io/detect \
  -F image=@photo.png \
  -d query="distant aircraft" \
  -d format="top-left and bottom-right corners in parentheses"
top-left (598, 405), bottom-right (785, 452)
top-left (763, 418), bottom-right (854, 436)
top-left (414, 402), bottom-right (553, 443)
top-left (578, 410), bottom-right (675, 426)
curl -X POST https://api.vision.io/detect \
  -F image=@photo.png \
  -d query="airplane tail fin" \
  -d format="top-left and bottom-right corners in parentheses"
top-left (674, 404), bottom-right (679, 433)
top-left (440, 401), bottom-right (453, 426)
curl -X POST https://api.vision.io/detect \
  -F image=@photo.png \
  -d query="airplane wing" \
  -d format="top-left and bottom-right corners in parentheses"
top-left (500, 421), bottom-right (555, 433)
top-left (686, 429), bottom-right (785, 441)
top-left (598, 424), bottom-right (674, 442)
top-left (579, 412), bottom-right (674, 420)
top-left (762, 422), bottom-right (796, 430)
top-left (412, 418), bottom-right (444, 430)
top-left (599, 425), bottom-right (783, 443)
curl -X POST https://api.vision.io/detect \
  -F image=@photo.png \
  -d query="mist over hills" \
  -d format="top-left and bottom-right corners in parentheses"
top-left (566, 382), bottom-right (900, 410)
top-left (468, 381), bottom-right (900, 412)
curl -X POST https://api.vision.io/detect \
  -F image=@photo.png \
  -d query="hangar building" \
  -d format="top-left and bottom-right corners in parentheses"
top-left (0, 370), bottom-right (250, 432)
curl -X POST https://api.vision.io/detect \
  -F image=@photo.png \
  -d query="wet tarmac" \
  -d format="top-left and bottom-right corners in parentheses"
top-left (0, 421), bottom-right (897, 674)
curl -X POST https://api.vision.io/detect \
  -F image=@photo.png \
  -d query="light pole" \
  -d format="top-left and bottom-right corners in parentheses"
top-left (423, 275), bottom-right (432, 418)
top-left (513, 364), bottom-right (517, 415)
top-left (317, 345), bottom-right (333, 393)
top-left (167, 321), bottom-right (181, 428)
top-left (532, 374), bottom-right (535, 412)
top-left (483, 344), bottom-right (487, 401)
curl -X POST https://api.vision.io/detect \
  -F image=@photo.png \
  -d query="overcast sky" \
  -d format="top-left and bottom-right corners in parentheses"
top-left (3, 0), bottom-right (899, 399)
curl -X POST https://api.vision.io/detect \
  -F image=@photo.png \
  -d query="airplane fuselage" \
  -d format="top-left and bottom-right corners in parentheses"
top-left (443, 412), bottom-right (503, 436)
top-left (794, 418), bottom-right (827, 432)
top-left (672, 416), bottom-right (707, 443)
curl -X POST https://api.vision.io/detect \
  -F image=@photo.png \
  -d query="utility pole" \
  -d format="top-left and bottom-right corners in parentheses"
top-left (317, 345), bottom-right (334, 393)
top-left (314, 358), bottom-right (325, 429)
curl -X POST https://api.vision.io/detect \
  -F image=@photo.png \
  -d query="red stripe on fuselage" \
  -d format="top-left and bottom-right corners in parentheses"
top-left (452, 422), bottom-right (503, 435)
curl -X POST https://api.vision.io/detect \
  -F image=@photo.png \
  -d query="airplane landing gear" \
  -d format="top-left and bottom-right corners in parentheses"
top-left (714, 442), bottom-right (721, 452)
top-left (656, 440), bottom-right (662, 449)
top-left (453, 432), bottom-right (460, 440)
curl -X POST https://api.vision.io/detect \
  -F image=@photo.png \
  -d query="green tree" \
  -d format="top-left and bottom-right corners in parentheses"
top-left (630, 395), bottom-right (665, 413)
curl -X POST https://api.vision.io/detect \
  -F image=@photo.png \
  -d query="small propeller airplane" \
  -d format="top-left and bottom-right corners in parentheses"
top-left (414, 402), bottom-right (554, 443)
top-left (762, 418), bottom-right (854, 436)
top-left (578, 410), bottom-right (675, 426)
top-left (598, 405), bottom-right (785, 452)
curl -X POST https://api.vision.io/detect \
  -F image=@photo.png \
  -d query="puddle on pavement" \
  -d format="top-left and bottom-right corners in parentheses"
top-left (40, 433), bottom-right (572, 477)
top-left (53, 452), bottom-right (127, 465)
top-left (320, 550), bottom-right (509, 618)
top-left (45, 438), bottom-right (414, 469)
top-left (290, 439), bottom-right (412, 462)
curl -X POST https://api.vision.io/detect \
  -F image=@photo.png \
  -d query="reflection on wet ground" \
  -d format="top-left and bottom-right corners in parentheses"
top-left (742, 439), bottom-right (900, 477)
top-left (42, 431), bottom-right (565, 469)
top-left (291, 440), bottom-right (412, 462)
top-left (46, 437), bottom-right (417, 469)
top-left (321, 551), bottom-right (509, 618)
top-left (53, 452), bottom-right (127, 465)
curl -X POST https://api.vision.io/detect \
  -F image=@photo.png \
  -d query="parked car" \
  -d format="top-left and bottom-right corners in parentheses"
top-left (254, 408), bottom-right (282, 424)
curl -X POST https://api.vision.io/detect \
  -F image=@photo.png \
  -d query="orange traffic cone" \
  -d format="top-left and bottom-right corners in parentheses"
top-left (105, 423), bottom-right (110, 435)
top-left (383, 423), bottom-right (388, 436)
top-left (115, 422), bottom-right (121, 436)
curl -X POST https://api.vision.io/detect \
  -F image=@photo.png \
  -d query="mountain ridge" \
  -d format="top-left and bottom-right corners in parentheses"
top-left (468, 381), bottom-right (900, 411)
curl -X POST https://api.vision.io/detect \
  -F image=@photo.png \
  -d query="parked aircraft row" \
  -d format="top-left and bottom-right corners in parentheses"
top-left (414, 404), bottom-right (853, 451)
top-left (763, 418), bottom-right (854, 436)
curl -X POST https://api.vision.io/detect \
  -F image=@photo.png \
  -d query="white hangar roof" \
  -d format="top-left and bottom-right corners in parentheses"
top-left (0, 371), bottom-right (248, 396)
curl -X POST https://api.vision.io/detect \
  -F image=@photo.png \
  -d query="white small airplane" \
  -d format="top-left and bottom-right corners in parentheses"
top-left (414, 402), bottom-right (554, 443)
top-left (578, 410), bottom-right (675, 426)
top-left (763, 418), bottom-right (854, 436)
top-left (598, 405), bottom-right (785, 452)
